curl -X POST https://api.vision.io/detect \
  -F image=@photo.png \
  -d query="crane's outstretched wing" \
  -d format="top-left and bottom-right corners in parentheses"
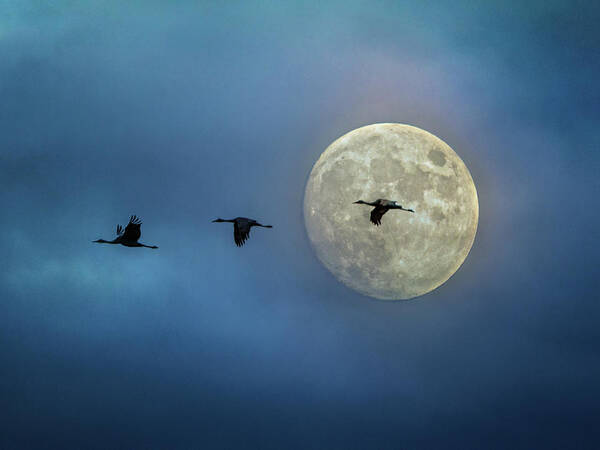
top-left (370, 206), bottom-right (388, 226)
top-left (233, 221), bottom-right (251, 247)
top-left (122, 215), bottom-right (142, 242)
top-left (116, 224), bottom-right (124, 236)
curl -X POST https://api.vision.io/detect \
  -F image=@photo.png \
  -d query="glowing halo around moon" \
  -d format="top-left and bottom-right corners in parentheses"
top-left (303, 123), bottom-right (479, 300)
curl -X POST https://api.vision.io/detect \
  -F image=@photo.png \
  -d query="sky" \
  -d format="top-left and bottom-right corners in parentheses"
top-left (1, 1), bottom-right (599, 448)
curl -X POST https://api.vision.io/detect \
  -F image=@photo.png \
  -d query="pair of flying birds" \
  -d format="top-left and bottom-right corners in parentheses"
top-left (93, 199), bottom-right (414, 249)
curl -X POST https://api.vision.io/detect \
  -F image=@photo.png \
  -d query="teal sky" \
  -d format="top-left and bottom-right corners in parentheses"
top-left (1, 1), bottom-right (599, 449)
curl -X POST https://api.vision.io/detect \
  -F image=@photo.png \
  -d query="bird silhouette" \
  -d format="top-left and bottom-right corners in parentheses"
top-left (212, 217), bottom-right (273, 247)
top-left (353, 199), bottom-right (414, 226)
top-left (93, 215), bottom-right (158, 248)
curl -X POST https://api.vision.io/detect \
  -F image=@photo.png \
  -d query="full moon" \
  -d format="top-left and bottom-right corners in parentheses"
top-left (303, 123), bottom-right (478, 300)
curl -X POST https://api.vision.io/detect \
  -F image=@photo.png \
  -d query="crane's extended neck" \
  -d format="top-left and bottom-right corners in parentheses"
top-left (93, 239), bottom-right (118, 244)
top-left (353, 200), bottom-right (376, 206)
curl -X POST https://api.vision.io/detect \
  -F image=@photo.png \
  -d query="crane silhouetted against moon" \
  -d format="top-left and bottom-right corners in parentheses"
top-left (303, 124), bottom-right (478, 300)
top-left (353, 198), bottom-right (414, 226)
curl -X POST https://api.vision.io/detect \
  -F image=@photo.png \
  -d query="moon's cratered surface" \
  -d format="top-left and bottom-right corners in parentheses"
top-left (303, 123), bottom-right (478, 300)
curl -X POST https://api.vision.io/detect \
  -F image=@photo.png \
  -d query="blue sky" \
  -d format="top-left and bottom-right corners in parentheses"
top-left (1, 1), bottom-right (599, 448)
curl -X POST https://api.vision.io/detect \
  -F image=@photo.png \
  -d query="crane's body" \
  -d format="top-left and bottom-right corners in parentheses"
top-left (212, 217), bottom-right (272, 247)
top-left (94, 215), bottom-right (158, 249)
top-left (354, 199), bottom-right (414, 226)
